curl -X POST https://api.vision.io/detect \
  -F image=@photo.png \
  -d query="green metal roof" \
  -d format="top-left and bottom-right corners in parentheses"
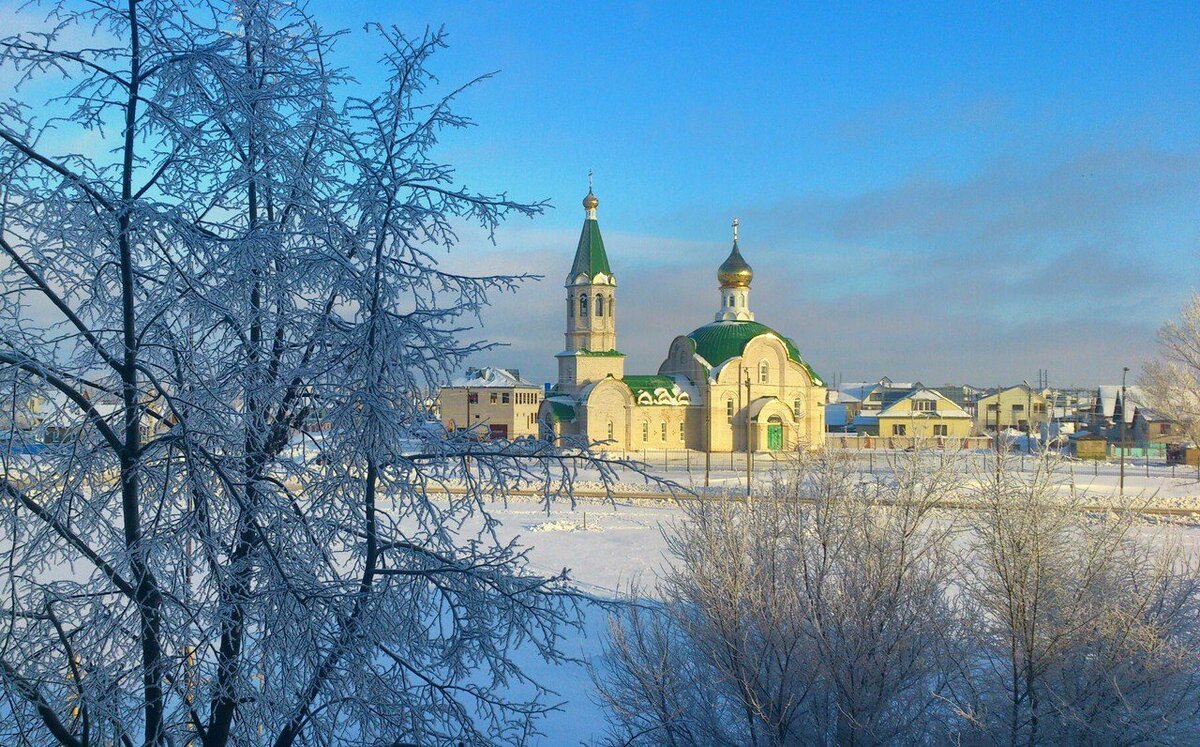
top-left (567, 219), bottom-right (612, 283)
top-left (686, 321), bottom-right (825, 386)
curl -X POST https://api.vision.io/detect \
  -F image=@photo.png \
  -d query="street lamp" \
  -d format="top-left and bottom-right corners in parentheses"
top-left (1120, 366), bottom-right (1129, 498)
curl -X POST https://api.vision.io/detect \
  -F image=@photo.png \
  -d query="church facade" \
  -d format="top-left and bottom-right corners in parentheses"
top-left (539, 188), bottom-right (826, 452)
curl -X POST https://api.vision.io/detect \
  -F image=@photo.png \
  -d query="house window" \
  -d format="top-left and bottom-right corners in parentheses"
top-left (913, 400), bottom-right (935, 412)
top-left (579, 294), bottom-right (588, 316)
top-left (1160, 423), bottom-right (1172, 435)
top-left (501, 392), bottom-right (510, 404)
top-left (726, 398), bottom-right (735, 424)
top-left (1011, 404), bottom-right (1025, 413)
top-left (467, 393), bottom-right (478, 404)
top-left (1033, 403), bottom-right (1046, 414)
top-left (642, 421), bottom-right (649, 441)
top-left (933, 424), bottom-right (948, 437)
top-left (661, 421), bottom-right (667, 442)
top-left (490, 392), bottom-right (498, 404)
top-left (892, 424), bottom-right (907, 436)
top-left (986, 403), bottom-right (998, 412)
top-left (607, 421), bottom-right (614, 441)
top-left (595, 293), bottom-right (604, 317)
top-left (758, 361), bottom-right (768, 384)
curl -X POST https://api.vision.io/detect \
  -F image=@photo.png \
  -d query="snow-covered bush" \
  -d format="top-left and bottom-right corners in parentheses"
top-left (955, 455), bottom-right (1200, 745)
top-left (594, 453), bottom-right (965, 746)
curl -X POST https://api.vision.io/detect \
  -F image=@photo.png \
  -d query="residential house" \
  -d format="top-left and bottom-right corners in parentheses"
top-left (975, 384), bottom-right (1050, 433)
top-left (851, 385), bottom-right (973, 439)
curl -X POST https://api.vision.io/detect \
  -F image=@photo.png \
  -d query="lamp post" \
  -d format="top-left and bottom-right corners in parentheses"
top-left (1120, 366), bottom-right (1129, 498)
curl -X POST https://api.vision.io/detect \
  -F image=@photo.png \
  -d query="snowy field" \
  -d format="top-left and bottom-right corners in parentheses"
top-left (441, 458), bottom-right (1200, 745)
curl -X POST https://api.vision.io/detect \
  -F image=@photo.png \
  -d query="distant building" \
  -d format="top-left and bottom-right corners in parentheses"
top-left (848, 385), bottom-right (973, 439)
top-left (1133, 408), bottom-right (1187, 448)
top-left (438, 367), bottom-right (543, 439)
top-left (538, 188), bottom-right (826, 452)
top-left (975, 384), bottom-right (1050, 433)
top-left (826, 378), bottom-right (916, 431)
top-left (930, 385), bottom-right (985, 419)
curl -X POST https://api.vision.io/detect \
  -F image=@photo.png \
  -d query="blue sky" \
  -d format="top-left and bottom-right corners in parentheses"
top-left (319, 1), bottom-right (1196, 388)
top-left (7, 1), bottom-right (1198, 387)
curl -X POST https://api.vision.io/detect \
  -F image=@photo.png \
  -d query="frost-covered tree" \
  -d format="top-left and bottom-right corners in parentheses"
top-left (1143, 292), bottom-right (1200, 450)
top-left (0, 1), bottom-right (612, 744)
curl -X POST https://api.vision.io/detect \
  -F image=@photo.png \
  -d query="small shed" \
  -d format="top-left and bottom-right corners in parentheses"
top-left (1167, 443), bottom-right (1199, 467)
top-left (1072, 432), bottom-right (1108, 461)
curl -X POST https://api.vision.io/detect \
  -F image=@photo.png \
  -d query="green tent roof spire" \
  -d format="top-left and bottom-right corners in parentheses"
top-left (567, 184), bottom-right (613, 284)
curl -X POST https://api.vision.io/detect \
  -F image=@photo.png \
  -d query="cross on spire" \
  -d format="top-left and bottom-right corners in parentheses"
top-left (588, 169), bottom-right (593, 191)
top-left (732, 217), bottom-right (739, 243)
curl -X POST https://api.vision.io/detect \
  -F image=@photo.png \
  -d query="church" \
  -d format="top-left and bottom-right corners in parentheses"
top-left (539, 186), bottom-right (827, 452)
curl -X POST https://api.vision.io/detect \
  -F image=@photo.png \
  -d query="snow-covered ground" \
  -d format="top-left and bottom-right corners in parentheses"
top-left (462, 459), bottom-right (1200, 744)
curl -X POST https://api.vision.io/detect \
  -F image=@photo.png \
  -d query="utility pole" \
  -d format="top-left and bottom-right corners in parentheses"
top-left (744, 368), bottom-right (752, 498)
top-left (704, 389), bottom-right (711, 487)
top-left (1120, 366), bottom-right (1129, 498)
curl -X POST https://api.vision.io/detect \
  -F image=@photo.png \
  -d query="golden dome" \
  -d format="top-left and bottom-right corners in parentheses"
top-left (583, 190), bottom-right (599, 211)
top-left (718, 241), bottom-right (753, 288)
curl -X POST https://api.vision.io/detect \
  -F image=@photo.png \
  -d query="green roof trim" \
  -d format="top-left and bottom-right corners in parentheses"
top-left (686, 321), bottom-right (825, 386)
top-left (621, 375), bottom-right (678, 398)
top-left (578, 349), bottom-right (624, 357)
top-left (547, 400), bottom-right (576, 422)
top-left (567, 219), bottom-right (612, 283)
top-left (619, 375), bottom-right (691, 406)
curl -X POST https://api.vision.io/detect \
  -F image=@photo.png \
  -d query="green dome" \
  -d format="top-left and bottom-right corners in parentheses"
top-left (686, 321), bottom-right (824, 385)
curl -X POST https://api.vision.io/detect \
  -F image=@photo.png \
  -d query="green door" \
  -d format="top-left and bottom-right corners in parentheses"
top-left (767, 424), bottom-right (783, 450)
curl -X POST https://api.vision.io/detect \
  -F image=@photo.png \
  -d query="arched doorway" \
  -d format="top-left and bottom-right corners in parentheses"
top-left (767, 415), bottom-right (784, 451)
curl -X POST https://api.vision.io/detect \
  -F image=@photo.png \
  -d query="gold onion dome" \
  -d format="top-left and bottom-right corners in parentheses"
top-left (718, 241), bottom-right (753, 288)
top-left (583, 190), bottom-right (599, 211)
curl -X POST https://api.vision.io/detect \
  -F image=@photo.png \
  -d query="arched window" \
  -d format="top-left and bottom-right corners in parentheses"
top-left (595, 293), bottom-right (604, 316)
top-left (660, 421), bottom-right (667, 442)
top-left (794, 398), bottom-right (803, 418)
top-left (641, 420), bottom-right (649, 441)
top-left (726, 398), bottom-right (735, 424)
top-left (579, 294), bottom-right (588, 316)
top-left (607, 421), bottom-right (614, 441)
top-left (568, 297), bottom-right (573, 318)
top-left (758, 360), bottom-right (769, 384)
top-left (608, 294), bottom-right (614, 317)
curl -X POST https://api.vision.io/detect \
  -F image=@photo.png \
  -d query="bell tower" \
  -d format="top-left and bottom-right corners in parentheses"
top-left (556, 176), bottom-right (624, 393)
